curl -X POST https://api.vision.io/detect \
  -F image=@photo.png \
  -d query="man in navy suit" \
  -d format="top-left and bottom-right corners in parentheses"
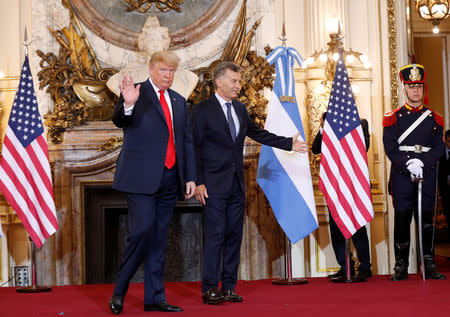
top-left (192, 62), bottom-right (308, 304)
top-left (109, 50), bottom-right (196, 314)
top-left (439, 130), bottom-right (450, 239)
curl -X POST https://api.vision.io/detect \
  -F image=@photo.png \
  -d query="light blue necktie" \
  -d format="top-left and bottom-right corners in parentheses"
top-left (225, 102), bottom-right (237, 142)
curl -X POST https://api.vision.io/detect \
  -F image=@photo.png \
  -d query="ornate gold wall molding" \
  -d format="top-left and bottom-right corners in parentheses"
top-left (37, 1), bottom-right (117, 144)
top-left (187, 1), bottom-right (274, 128)
top-left (124, 0), bottom-right (184, 13)
top-left (387, 0), bottom-right (398, 110)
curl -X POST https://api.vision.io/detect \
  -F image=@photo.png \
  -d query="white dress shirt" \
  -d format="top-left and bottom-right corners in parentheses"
top-left (123, 77), bottom-right (175, 143)
top-left (215, 92), bottom-right (240, 136)
top-left (124, 77), bottom-right (174, 126)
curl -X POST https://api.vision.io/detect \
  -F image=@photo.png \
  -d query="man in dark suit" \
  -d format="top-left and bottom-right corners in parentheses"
top-left (108, 50), bottom-right (196, 314)
top-left (191, 62), bottom-right (308, 304)
top-left (312, 112), bottom-right (372, 279)
top-left (439, 130), bottom-right (450, 239)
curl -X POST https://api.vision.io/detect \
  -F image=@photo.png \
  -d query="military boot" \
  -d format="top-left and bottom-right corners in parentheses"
top-left (391, 242), bottom-right (410, 281)
top-left (422, 219), bottom-right (446, 280)
top-left (424, 257), bottom-right (446, 280)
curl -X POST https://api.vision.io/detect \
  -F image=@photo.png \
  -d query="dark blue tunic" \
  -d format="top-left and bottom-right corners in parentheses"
top-left (383, 104), bottom-right (444, 211)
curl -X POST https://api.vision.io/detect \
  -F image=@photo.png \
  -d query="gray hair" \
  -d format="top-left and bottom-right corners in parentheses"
top-left (213, 62), bottom-right (241, 87)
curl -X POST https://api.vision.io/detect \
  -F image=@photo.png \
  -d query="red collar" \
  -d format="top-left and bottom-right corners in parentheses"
top-left (404, 103), bottom-right (423, 112)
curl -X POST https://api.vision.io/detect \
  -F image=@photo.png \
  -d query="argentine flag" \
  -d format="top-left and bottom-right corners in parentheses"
top-left (257, 46), bottom-right (318, 244)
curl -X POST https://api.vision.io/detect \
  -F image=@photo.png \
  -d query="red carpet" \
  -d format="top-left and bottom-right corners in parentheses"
top-left (1, 275), bottom-right (450, 316)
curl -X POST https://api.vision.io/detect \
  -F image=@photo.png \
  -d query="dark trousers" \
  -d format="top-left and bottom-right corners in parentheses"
top-left (391, 170), bottom-right (437, 267)
top-left (394, 208), bottom-right (435, 267)
top-left (329, 211), bottom-right (371, 271)
top-left (202, 174), bottom-right (245, 292)
top-left (114, 167), bottom-right (178, 305)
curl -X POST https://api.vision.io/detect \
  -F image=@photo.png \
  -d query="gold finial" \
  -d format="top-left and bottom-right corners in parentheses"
top-left (279, 0), bottom-right (287, 46)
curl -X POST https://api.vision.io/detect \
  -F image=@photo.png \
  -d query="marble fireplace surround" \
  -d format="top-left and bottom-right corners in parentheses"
top-left (37, 121), bottom-right (286, 286)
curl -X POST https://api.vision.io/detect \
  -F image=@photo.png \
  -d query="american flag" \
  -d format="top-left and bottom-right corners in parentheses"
top-left (0, 56), bottom-right (58, 248)
top-left (318, 52), bottom-right (374, 239)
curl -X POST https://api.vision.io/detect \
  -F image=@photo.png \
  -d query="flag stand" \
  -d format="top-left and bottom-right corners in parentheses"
top-left (16, 237), bottom-right (51, 293)
top-left (272, 236), bottom-right (308, 285)
top-left (331, 239), bottom-right (366, 283)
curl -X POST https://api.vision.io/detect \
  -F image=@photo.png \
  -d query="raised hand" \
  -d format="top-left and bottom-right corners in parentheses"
top-left (292, 131), bottom-right (308, 153)
top-left (119, 75), bottom-right (141, 109)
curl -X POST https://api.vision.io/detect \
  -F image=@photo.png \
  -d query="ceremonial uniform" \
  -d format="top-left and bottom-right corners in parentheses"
top-left (383, 62), bottom-right (445, 281)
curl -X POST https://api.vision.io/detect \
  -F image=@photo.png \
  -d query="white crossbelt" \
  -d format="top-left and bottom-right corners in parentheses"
top-left (399, 145), bottom-right (431, 153)
top-left (397, 109), bottom-right (431, 144)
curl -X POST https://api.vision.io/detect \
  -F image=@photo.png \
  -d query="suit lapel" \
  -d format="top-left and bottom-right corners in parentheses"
top-left (168, 89), bottom-right (181, 136)
top-left (142, 79), bottom-right (166, 123)
top-left (232, 101), bottom-right (246, 141)
top-left (211, 95), bottom-right (235, 142)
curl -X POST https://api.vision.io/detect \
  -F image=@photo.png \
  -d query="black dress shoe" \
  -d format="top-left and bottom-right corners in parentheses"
top-left (144, 301), bottom-right (182, 312)
top-left (220, 289), bottom-right (243, 302)
top-left (109, 293), bottom-right (124, 315)
top-left (357, 269), bottom-right (372, 279)
top-left (327, 269), bottom-right (345, 279)
top-left (202, 288), bottom-right (226, 305)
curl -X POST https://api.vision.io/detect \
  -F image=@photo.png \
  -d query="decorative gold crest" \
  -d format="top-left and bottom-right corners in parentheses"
top-left (124, 0), bottom-right (184, 13)
top-left (409, 64), bottom-right (421, 81)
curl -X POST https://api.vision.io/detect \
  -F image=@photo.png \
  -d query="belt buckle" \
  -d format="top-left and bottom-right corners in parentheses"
top-left (414, 144), bottom-right (422, 153)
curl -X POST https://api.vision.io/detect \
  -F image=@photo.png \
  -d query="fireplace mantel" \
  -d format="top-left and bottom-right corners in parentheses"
top-left (37, 121), bottom-right (285, 286)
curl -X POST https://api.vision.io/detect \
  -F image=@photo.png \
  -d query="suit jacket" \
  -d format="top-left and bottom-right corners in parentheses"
top-left (438, 149), bottom-right (450, 199)
top-left (112, 79), bottom-right (196, 199)
top-left (191, 95), bottom-right (292, 194)
top-left (312, 118), bottom-right (370, 155)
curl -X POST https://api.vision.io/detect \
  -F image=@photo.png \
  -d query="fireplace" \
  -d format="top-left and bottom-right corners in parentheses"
top-left (84, 186), bottom-right (203, 284)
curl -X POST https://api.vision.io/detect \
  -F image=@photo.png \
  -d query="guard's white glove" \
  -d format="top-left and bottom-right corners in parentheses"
top-left (406, 158), bottom-right (424, 178)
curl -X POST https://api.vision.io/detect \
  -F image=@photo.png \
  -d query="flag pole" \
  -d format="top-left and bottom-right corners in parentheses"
top-left (331, 239), bottom-right (365, 283)
top-left (272, 236), bottom-right (308, 285)
top-left (15, 27), bottom-right (51, 293)
top-left (16, 237), bottom-right (51, 293)
top-left (270, 0), bottom-right (307, 286)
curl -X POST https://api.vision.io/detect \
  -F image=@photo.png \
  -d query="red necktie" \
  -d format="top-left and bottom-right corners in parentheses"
top-left (159, 90), bottom-right (176, 169)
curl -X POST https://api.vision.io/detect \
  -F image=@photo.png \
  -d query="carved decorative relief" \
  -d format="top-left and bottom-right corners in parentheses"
top-left (304, 83), bottom-right (331, 177)
top-left (124, 0), bottom-right (184, 13)
top-left (387, 0), bottom-right (398, 110)
top-left (188, 2), bottom-right (274, 128)
top-left (70, 0), bottom-right (238, 50)
top-left (37, 0), bottom-right (118, 143)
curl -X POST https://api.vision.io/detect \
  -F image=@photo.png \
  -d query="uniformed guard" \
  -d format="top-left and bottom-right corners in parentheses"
top-left (383, 60), bottom-right (445, 281)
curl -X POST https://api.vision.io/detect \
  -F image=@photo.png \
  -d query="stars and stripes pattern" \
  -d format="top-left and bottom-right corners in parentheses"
top-left (318, 52), bottom-right (373, 239)
top-left (0, 55), bottom-right (58, 248)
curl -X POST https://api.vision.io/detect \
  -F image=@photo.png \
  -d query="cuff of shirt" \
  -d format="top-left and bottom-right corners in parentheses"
top-left (124, 103), bottom-right (135, 115)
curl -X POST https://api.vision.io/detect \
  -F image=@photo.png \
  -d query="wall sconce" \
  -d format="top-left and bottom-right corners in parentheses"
top-left (416, 0), bottom-right (450, 33)
top-left (303, 18), bottom-right (368, 165)
top-left (304, 19), bottom-right (369, 89)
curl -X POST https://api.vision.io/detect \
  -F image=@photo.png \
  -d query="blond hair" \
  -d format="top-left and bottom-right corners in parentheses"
top-left (149, 50), bottom-right (180, 67)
